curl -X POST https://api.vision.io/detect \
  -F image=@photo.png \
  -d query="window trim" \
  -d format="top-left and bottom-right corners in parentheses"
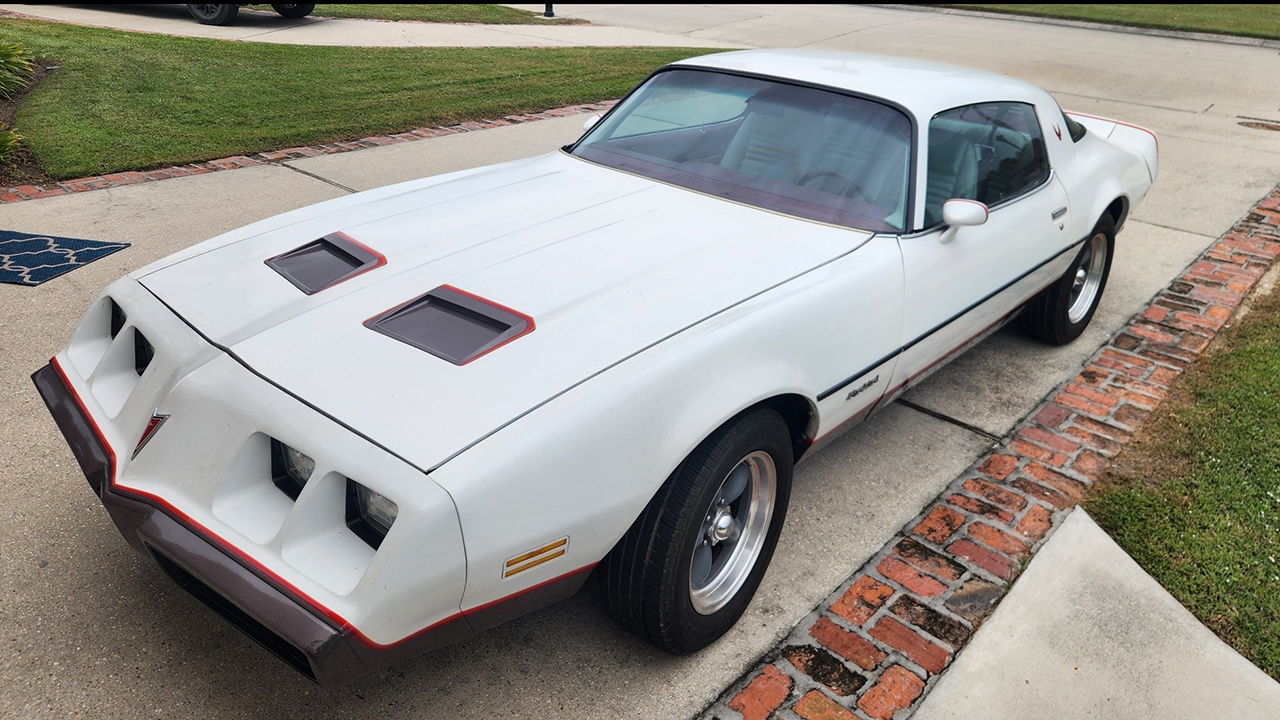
top-left (566, 65), bottom-right (920, 234)
top-left (915, 100), bottom-right (1053, 233)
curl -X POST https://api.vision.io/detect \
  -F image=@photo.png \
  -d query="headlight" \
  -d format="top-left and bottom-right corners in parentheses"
top-left (346, 479), bottom-right (397, 549)
top-left (271, 439), bottom-right (314, 500)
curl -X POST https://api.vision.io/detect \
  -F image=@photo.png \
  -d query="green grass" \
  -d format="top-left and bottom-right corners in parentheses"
top-left (0, 18), bottom-right (707, 179)
top-left (1086, 278), bottom-right (1280, 680)
top-left (946, 4), bottom-right (1280, 41)
top-left (302, 4), bottom-right (576, 24)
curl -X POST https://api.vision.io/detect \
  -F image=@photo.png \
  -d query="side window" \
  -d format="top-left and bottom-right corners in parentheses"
top-left (924, 102), bottom-right (1050, 227)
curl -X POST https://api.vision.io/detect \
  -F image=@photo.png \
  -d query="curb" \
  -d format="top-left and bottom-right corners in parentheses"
top-left (700, 188), bottom-right (1280, 720)
top-left (0, 101), bottom-right (615, 204)
top-left (870, 5), bottom-right (1280, 50)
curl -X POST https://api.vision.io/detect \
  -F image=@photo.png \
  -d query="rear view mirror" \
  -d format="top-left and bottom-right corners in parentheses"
top-left (582, 114), bottom-right (601, 132)
top-left (939, 199), bottom-right (988, 243)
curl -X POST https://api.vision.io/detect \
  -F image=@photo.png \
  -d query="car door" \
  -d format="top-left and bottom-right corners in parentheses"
top-left (886, 101), bottom-right (1073, 397)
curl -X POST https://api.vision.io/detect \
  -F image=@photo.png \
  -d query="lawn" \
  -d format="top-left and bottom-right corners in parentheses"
top-left (248, 4), bottom-right (579, 24)
top-left (0, 18), bottom-right (706, 179)
top-left (1086, 276), bottom-right (1280, 680)
top-left (946, 4), bottom-right (1280, 41)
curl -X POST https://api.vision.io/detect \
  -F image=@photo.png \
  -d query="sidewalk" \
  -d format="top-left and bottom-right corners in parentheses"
top-left (0, 4), bottom-right (743, 48)
top-left (916, 510), bottom-right (1280, 719)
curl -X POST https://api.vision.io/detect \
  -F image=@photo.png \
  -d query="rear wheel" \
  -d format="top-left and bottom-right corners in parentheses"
top-left (186, 4), bottom-right (239, 25)
top-left (1022, 214), bottom-right (1115, 345)
top-left (599, 407), bottom-right (793, 653)
top-left (271, 4), bottom-right (316, 18)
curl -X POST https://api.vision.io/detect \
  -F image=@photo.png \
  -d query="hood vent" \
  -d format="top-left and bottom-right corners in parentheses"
top-left (265, 232), bottom-right (384, 295)
top-left (365, 285), bottom-right (534, 365)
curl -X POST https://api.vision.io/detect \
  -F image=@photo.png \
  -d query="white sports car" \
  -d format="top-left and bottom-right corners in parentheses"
top-left (34, 50), bottom-right (1156, 685)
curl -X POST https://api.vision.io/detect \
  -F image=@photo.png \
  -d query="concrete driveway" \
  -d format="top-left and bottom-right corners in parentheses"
top-left (3, 5), bottom-right (1280, 719)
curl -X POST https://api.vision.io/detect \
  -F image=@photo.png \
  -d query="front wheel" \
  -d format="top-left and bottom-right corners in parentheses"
top-left (186, 4), bottom-right (239, 25)
top-left (599, 407), bottom-right (793, 653)
top-left (272, 4), bottom-right (316, 18)
top-left (1021, 214), bottom-right (1115, 345)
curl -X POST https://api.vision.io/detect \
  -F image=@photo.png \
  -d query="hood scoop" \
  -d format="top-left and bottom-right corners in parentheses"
top-left (266, 232), bottom-right (384, 295)
top-left (365, 286), bottom-right (534, 366)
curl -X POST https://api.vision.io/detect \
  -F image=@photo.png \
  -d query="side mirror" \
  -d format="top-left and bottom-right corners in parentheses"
top-left (939, 199), bottom-right (988, 244)
top-left (582, 114), bottom-right (601, 132)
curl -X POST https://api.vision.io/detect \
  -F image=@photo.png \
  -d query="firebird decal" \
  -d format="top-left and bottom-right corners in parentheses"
top-left (846, 375), bottom-right (880, 400)
top-left (1053, 124), bottom-right (1062, 140)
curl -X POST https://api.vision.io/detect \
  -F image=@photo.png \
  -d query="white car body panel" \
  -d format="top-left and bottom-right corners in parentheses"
top-left (43, 50), bottom-right (1156, 661)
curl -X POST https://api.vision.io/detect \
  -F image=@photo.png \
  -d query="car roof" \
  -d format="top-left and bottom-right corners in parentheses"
top-left (672, 49), bottom-right (1052, 121)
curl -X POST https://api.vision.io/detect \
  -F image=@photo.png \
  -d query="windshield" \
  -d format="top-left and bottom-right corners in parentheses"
top-left (571, 69), bottom-right (913, 233)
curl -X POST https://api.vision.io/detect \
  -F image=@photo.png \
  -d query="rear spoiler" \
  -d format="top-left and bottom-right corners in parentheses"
top-left (1066, 111), bottom-right (1159, 183)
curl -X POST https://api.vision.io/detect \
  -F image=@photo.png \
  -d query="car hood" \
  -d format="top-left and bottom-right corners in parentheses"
top-left (139, 152), bottom-right (868, 470)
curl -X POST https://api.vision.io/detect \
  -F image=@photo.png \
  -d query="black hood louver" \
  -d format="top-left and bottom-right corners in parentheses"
top-left (365, 286), bottom-right (534, 365)
top-left (266, 232), bottom-right (384, 295)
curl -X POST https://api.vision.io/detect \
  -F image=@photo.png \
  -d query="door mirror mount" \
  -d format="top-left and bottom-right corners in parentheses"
top-left (582, 114), bottom-right (601, 132)
top-left (939, 199), bottom-right (989, 243)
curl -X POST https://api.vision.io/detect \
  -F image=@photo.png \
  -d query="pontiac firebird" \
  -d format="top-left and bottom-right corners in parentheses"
top-left (33, 50), bottom-right (1156, 685)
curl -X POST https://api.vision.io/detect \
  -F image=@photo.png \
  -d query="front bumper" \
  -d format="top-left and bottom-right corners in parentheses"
top-left (32, 362), bottom-right (472, 686)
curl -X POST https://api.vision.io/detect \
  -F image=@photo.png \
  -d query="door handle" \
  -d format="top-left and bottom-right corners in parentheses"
top-left (1051, 206), bottom-right (1068, 220)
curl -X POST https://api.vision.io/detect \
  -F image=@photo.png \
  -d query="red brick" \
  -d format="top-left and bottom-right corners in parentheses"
top-left (1179, 334), bottom-right (1210, 353)
top-left (1011, 478), bottom-right (1072, 509)
top-left (810, 616), bottom-right (887, 671)
top-left (1204, 305), bottom-right (1233, 321)
top-left (912, 505), bottom-right (965, 544)
top-left (893, 538), bottom-right (966, 581)
top-left (830, 575), bottom-right (895, 626)
top-left (794, 690), bottom-right (857, 720)
top-left (1099, 347), bottom-right (1155, 373)
top-left (889, 595), bottom-right (971, 647)
top-left (1113, 404), bottom-right (1151, 429)
top-left (1062, 426), bottom-right (1123, 456)
top-left (1065, 382), bottom-right (1121, 408)
top-left (968, 522), bottom-right (1030, 559)
top-left (1016, 505), bottom-right (1053, 541)
top-left (1070, 450), bottom-right (1110, 479)
top-left (1100, 385), bottom-right (1157, 409)
top-left (947, 539), bottom-right (1016, 581)
top-left (1024, 462), bottom-right (1087, 500)
top-left (728, 664), bottom-right (792, 720)
top-left (1127, 323), bottom-right (1179, 344)
top-left (785, 646), bottom-right (866, 696)
top-left (1227, 280), bottom-right (1251, 295)
top-left (1017, 426), bottom-right (1082, 454)
top-left (962, 478), bottom-right (1027, 512)
top-left (1053, 391), bottom-right (1110, 418)
top-left (878, 556), bottom-right (948, 597)
top-left (0, 193), bottom-right (22, 202)
top-left (947, 493), bottom-right (1014, 524)
top-left (1032, 403), bottom-right (1072, 429)
top-left (869, 616), bottom-right (950, 674)
top-left (1070, 416), bottom-right (1132, 444)
top-left (1109, 375), bottom-right (1169, 400)
top-left (857, 665), bottom-right (925, 720)
top-left (1142, 305), bottom-right (1169, 322)
top-left (1077, 367), bottom-right (1109, 386)
top-left (976, 453), bottom-right (1018, 480)
top-left (1009, 439), bottom-right (1068, 467)
top-left (1149, 366), bottom-right (1181, 387)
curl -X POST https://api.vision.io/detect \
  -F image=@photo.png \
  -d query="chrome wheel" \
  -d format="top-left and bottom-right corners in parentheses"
top-left (1068, 231), bottom-right (1108, 324)
top-left (689, 451), bottom-right (776, 615)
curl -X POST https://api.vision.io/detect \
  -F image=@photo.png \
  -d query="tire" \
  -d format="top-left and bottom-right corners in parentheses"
top-left (599, 407), bottom-right (793, 653)
top-left (186, 4), bottom-right (239, 25)
top-left (1021, 213), bottom-right (1116, 345)
top-left (271, 4), bottom-right (316, 18)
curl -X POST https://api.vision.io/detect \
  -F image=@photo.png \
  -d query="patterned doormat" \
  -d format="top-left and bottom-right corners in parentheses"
top-left (0, 230), bottom-right (129, 286)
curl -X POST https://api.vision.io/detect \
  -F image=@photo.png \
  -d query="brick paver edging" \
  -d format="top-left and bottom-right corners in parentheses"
top-left (0, 101), bottom-right (616, 203)
top-left (703, 187), bottom-right (1280, 720)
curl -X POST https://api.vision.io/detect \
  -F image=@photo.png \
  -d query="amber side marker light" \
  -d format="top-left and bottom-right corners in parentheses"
top-left (503, 537), bottom-right (568, 579)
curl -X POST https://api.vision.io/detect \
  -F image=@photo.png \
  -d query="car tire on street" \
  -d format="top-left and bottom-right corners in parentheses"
top-left (1022, 214), bottom-right (1116, 345)
top-left (599, 407), bottom-right (793, 653)
top-left (271, 4), bottom-right (316, 19)
top-left (186, 4), bottom-right (239, 25)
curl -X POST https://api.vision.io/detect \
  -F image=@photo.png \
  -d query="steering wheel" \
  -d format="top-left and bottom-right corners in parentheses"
top-left (797, 168), bottom-right (866, 200)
